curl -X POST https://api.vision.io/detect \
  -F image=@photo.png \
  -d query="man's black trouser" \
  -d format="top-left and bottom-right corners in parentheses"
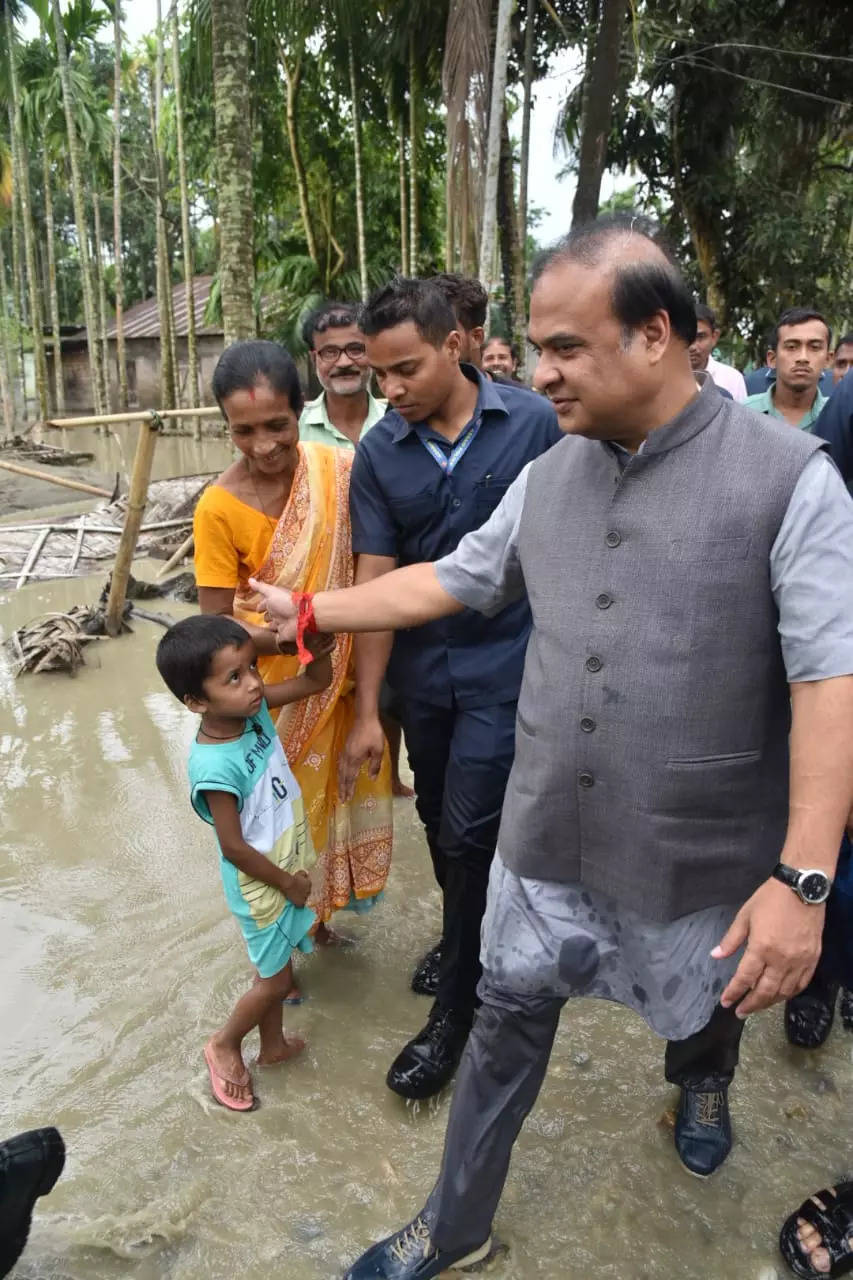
top-left (397, 696), bottom-right (518, 1020)
top-left (426, 982), bottom-right (746, 1254)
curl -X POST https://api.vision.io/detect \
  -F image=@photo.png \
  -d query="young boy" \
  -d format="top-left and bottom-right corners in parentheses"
top-left (156, 613), bottom-right (333, 1112)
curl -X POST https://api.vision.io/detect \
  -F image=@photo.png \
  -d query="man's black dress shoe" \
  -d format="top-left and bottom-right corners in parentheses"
top-left (410, 941), bottom-right (442, 997)
top-left (0, 1127), bottom-right (66, 1278)
top-left (342, 1212), bottom-right (491, 1278)
top-left (674, 1080), bottom-right (732, 1177)
top-left (386, 1006), bottom-right (470, 1100)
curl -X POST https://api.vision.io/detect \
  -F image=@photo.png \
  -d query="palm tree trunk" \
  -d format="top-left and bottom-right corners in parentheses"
top-left (171, 3), bottom-right (201, 436)
top-left (408, 33), bottom-right (419, 275)
top-left (113, 1), bottom-right (129, 410)
top-left (50, 0), bottom-right (106, 415)
top-left (154, 0), bottom-right (177, 407)
top-left (571, 0), bottom-right (626, 226)
top-left (0, 233), bottom-right (17, 432)
top-left (518, 0), bottom-right (536, 263)
top-left (5, 10), bottom-right (49, 420)
top-left (211, 0), bottom-right (256, 344)
top-left (42, 149), bottom-right (64, 415)
top-left (91, 188), bottom-right (112, 410)
top-left (498, 116), bottom-right (526, 359)
top-left (478, 0), bottom-right (513, 293)
top-left (279, 49), bottom-right (319, 270)
top-left (348, 39), bottom-right (368, 302)
top-left (397, 112), bottom-right (409, 275)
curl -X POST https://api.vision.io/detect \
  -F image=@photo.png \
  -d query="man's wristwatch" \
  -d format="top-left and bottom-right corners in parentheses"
top-left (771, 862), bottom-right (832, 905)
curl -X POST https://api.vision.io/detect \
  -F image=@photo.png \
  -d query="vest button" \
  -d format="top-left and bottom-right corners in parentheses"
top-left (580, 717), bottom-right (596, 733)
top-left (595, 593), bottom-right (613, 609)
top-left (605, 531), bottom-right (621, 547)
top-left (451, 498), bottom-right (462, 509)
top-left (585, 656), bottom-right (602, 673)
top-left (578, 771), bottom-right (595, 788)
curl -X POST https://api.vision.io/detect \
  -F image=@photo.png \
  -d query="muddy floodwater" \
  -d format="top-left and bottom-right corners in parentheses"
top-left (0, 426), bottom-right (234, 517)
top-left (2, 576), bottom-right (853, 1279)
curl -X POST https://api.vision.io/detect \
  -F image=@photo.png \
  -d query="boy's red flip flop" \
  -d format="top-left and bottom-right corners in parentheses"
top-left (203, 1044), bottom-right (257, 1112)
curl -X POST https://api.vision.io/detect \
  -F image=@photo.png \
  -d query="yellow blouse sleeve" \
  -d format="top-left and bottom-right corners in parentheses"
top-left (193, 487), bottom-right (242, 589)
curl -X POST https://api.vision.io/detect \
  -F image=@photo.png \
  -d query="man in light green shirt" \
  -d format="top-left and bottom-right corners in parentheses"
top-left (300, 300), bottom-right (412, 798)
top-left (299, 302), bottom-right (386, 449)
top-left (744, 306), bottom-right (830, 431)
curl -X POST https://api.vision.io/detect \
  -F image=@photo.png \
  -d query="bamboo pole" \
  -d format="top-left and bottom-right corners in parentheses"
top-left (0, 517), bottom-right (192, 535)
top-left (0, 459), bottom-right (113, 498)
top-left (154, 530), bottom-right (194, 579)
top-left (70, 515), bottom-right (86, 571)
top-left (104, 414), bottom-right (162, 636)
top-left (16, 527), bottom-right (51, 589)
top-left (45, 405), bottom-right (220, 429)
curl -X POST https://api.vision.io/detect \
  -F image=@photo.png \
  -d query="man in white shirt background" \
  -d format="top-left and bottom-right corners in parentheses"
top-left (689, 302), bottom-right (748, 402)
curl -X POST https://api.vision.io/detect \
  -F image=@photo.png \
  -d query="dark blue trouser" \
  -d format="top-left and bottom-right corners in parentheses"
top-left (398, 696), bottom-right (518, 1019)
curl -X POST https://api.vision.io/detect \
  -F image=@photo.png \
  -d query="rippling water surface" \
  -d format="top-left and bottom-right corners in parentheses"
top-left (1, 577), bottom-right (852, 1279)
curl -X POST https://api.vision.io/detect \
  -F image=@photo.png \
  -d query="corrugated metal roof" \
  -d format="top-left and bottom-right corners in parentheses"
top-left (105, 275), bottom-right (222, 340)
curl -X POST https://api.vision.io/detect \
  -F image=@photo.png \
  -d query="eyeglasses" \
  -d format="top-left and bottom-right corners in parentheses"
top-left (315, 342), bottom-right (367, 363)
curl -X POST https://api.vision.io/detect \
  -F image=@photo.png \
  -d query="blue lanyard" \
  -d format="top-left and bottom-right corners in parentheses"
top-left (418, 417), bottom-right (482, 474)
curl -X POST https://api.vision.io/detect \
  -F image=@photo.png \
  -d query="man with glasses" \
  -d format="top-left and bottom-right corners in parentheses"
top-left (300, 302), bottom-right (386, 449)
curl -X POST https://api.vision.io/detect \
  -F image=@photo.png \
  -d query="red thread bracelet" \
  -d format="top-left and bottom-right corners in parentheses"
top-left (292, 591), bottom-right (317, 664)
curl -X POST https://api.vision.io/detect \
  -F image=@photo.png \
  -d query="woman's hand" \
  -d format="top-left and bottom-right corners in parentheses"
top-left (249, 578), bottom-right (298, 640)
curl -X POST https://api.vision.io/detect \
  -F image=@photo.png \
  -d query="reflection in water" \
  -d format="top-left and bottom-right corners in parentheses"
top-left (1, 578), bottom-right (852, 1278)
top-left (49, 424), bottom-right (236, 488)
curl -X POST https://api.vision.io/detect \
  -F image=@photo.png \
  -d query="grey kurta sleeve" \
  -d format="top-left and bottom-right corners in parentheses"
top-left (434, 463), bottom-right (530, 617)
top-left (770, 451), bottom-right (853, 681)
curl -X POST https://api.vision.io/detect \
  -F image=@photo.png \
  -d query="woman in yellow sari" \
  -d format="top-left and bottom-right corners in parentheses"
top-left (193, 340), bottom-right (393, 942)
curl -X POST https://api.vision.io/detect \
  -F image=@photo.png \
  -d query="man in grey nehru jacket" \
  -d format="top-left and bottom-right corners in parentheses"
top-left (252, 214), bottom-right (853, 1280)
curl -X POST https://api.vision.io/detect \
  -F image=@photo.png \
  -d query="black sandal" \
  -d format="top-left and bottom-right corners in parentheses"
top-left (785, 982), bottom-right (839, 1049)
top-left (780, 1183), bottom-right (853, 1278)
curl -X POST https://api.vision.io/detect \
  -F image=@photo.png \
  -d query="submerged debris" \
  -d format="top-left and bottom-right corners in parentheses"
top-left (4, 608), bottom-right (111, 675)
top-left (5, 574), bottom-right (187, 677)
top-left (0, 435), bottom-right (95, 466)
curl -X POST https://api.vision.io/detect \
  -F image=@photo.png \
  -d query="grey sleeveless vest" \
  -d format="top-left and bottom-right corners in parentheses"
top-left (498, 379), bottom-right (824, 921)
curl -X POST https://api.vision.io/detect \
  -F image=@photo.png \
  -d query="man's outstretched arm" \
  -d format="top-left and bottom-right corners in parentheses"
top-left (252, 463), bottom-right (532, 642)
top-left (250, 562), bottom-right (464, 642)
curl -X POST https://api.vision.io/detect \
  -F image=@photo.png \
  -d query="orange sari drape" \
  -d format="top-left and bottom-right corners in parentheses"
top-left (234, 443), bottom-right (393, 922)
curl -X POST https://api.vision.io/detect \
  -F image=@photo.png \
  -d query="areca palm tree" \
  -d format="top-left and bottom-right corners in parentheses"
top-left (210, 0), bottom-right (255, 343)
top-left (4, 4), bottom-right (49, 417)
top-left (49, 0), bottom-right (107, 413)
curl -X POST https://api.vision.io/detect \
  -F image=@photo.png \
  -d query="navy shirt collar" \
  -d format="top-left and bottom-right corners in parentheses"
top-left (389, 363), bottom-right (508, 443)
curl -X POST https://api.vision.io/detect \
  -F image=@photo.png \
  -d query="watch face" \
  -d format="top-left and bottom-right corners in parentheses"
top-left (799, 871), bottom-right (830, 903)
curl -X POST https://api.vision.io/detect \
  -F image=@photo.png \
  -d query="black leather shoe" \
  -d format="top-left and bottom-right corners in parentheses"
top-left (343, 1212), bottom-right (491, 1278)
top-left (785, 975), bottom-right (839, 1048)
top-left (411, 941), bottom-right (442, 997)
top-left (0, 1127), bottom-right (66, 1278)
top-left (674, 1080), bottom-right (732, 1178)
top-left (386, 1007), bottom-right (470, 1100)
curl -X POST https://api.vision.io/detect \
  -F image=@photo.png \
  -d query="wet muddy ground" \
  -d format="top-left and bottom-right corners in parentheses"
top-left (2, 575), bottom-right (853, 1279)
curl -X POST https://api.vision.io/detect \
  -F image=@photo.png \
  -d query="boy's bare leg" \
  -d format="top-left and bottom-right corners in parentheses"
top-left (256, 962), bottom-right (306, 1065)
top-left (206, 968), bottom-right (295, 1101)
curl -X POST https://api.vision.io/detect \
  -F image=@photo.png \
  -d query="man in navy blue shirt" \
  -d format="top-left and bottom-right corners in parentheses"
top-left (338, 277), bottom-right (562, 1099)
top-left (815, 368), bottom-right (853, 488)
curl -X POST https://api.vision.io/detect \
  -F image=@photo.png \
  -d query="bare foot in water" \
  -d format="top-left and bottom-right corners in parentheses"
top-left (204, 1038), bottom-right (254, 1109)
top-left (257, 1035), bottom-right (306, 1066)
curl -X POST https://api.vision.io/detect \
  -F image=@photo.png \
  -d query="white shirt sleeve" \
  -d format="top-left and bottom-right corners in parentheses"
top-left (434, 464), bottom-right (530, 616)
top-left (771, 451), bottom-right (853, 681)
